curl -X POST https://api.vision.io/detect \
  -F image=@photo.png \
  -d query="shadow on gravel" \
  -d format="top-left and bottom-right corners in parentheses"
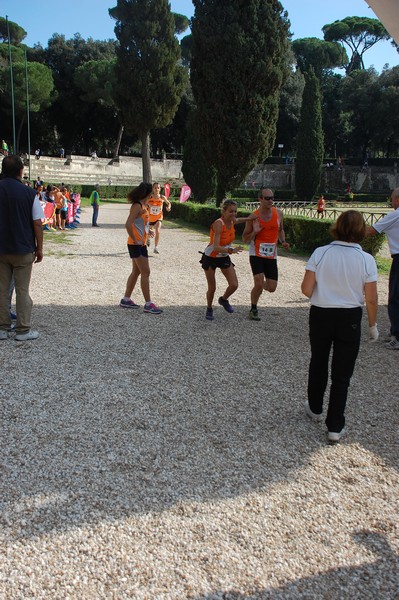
top-left (1, 304), bottom-right (397, 540)
top-left (189, 530), bottom-right (399, 599)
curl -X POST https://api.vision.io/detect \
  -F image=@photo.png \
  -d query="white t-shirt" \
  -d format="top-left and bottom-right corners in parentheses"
top-left (373, 208), bottom-right (399, 255)
top-left (305, 241), bottom-right (378, 308)
top-left (32, 196), bottom-right (45, 220)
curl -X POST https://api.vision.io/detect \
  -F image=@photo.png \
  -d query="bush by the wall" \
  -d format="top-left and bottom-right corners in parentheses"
top-left (166, 201), bottom-right (385, 257)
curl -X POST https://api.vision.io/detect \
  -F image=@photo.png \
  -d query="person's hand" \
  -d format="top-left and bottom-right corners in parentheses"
top-left (149, 229), bottom-right (155, 238)
top-left (369, 324), bottom-right (379, 342)
top-left (34, 250), bottom-right (43, 263)
top-left (231, 246), bottom-right (243, 254)
top-left (281, 241), bottom-right (290, 250)
top-left (166, 205), bottom-right (171, 212)
top-left (253, 218), bottom-right (262, 233)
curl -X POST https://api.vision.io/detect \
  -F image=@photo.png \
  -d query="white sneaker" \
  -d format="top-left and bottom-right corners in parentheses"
top-left (15, 330), bottom-right (39, 341)
top-left (385, 338), bottom-right (399, 350)
top-left (305, 402), bottom-right (323, 422)
top-left (0, 330), bottom-right (10, 340)
top-left (154, 247), bottom-right (159, 254)
top-left (327, 429), bottom-right (346, 443)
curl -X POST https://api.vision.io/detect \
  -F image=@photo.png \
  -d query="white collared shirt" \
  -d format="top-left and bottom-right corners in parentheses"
top-left (305, 241), bottom-right (378, 308)
top-left (373, 207), bottom-right (399, 255)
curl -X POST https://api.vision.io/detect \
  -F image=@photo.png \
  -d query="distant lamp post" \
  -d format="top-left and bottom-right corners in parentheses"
top-left (6, 15), bottom-right (16, 153)
top-left (278, 143), bottom-right (284, 158)
top-left (24, 49), bottom-right (31, 180)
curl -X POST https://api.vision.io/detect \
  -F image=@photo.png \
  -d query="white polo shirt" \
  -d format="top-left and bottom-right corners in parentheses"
top-left (305, 241), bottom-right (378, 308)
top-left (32, 196), bottom-right (45, 220)
top-left (373, 208), bottom-right (399, 255)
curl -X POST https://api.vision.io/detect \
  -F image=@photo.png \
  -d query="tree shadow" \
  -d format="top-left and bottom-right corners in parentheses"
top-left (189, 530), bottom-right (399, 599)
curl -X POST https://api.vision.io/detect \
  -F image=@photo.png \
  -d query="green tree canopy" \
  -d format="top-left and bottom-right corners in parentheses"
top-left (0, 60), bottom-right (55, 151)
top-left (35, 33), bottom-right (117, 154)
top-left (173, 13), bottom-right (190, 35)
top-left (190, 0), bottom-right (290, 205)
top-left (275, 65), bottom-right (305, 154)
top-left (322, 16), bottom-right (391, 74)
top-left (0, 17), bottom-right (27, 45)
top-left (292, 37), bottom-right (348, 76)
top-left (110, 0), bottom-right (187, 182)
top-left (295, 67), bottom-right (324, 201)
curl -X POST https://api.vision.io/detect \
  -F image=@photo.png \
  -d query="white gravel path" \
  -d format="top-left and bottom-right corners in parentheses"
top-left (1, 203), bottom-right (398, 600)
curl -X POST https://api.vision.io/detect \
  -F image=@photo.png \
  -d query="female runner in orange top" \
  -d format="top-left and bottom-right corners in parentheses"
top-left (201, 199), bottom-right (253, 321)
top-left (120, 182), bottom-right (162, 314)
top-left (147, 182), bottom-right (171, 253)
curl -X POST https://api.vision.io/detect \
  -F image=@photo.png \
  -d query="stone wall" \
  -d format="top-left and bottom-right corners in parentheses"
top-left (245, 163), bottom-right (399, 193)
top-left (24, 154), bottom-right (183, 186)
top-left (23, 153), bottom-right (399, 193)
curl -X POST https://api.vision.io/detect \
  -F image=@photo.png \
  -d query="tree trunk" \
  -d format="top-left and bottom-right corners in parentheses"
top-left (216, 178), bottom-right (225, 207)
top-left (113, 123), bottom-right (124, 158)
top-left (141, 131), bottom-right (152, 183)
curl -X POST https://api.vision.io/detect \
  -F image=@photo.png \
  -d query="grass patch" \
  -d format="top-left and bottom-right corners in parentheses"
top-left (375, 256), bottom-right (391, 275)
top-left (44, 231), bottom-right (75, 245)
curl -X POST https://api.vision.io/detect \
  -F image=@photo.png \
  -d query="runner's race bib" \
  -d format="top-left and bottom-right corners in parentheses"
top-left (150, 206), bottom-right (162, 215)
top-left (259, 243), bottom-right (276, 258)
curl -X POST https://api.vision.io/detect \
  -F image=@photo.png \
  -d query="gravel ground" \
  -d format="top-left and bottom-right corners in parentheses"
top-left (1, 203), bottom-right (398, 600)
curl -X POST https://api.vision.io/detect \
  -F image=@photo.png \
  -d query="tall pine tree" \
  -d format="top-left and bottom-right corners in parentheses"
top-left (110, 0), bottom-right (187, 181)
top-left (295, 67), bottom-right (324, 201)
top-left (190, 0), bottom-right (290, 205)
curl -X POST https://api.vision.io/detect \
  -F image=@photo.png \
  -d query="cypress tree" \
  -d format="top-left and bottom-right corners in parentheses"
top-left (110, 0), bottom-right (187, 182)
top-left (182, 108), bottom-right (216, 203)
top-left (295, 67), bottom-right (324, 201)
top-left (190, 0), bottom-right (289, 205)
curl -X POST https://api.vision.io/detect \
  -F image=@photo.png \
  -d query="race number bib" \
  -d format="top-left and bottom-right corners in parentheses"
top-left (259, 243), bottom-right (276, 258)
top-left (150, 205), bottom-right (162, 215)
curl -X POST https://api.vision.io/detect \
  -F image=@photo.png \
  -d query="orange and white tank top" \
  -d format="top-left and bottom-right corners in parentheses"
top-left (127, 203), bottom-right (150, 246)
top-left (204, 218), bottom-right (235, 258)
top-left (148, 196), bottom-right (164, 223)
top-left (249, 207), bottom-right (280, 259)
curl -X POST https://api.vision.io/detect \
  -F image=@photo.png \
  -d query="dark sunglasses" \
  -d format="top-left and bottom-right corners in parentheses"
top-left (262, 195), bottom-right (274, 200)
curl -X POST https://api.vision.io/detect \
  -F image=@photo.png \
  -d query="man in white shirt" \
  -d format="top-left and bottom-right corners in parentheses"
top-left (367, 187), bottom-right (399, 349)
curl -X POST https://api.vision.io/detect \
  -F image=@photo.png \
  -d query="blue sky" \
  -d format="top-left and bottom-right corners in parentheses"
top-left (2, 0), bottom-right (398, 72)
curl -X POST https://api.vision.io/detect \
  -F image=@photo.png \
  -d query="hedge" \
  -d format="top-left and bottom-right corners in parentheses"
top-left (165, 201), bottom-right (385, 257)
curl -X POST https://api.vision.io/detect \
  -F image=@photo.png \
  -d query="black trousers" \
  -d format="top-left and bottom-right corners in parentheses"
top-left (388, 255), bottom-right (399, 339)
top-left (307, 305), bottom-right (362, 433)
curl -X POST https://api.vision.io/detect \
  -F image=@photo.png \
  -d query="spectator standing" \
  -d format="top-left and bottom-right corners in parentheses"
top-left (366, 187), bottom-right (399, 349)
top-left (90, 184), bottom-right (100, 227)
top-left (35, 148), bottom-right (41, 160)
top-left (317, 195), bottom-right (326, 218)
top-left (301, 211), bottom-right (378, 443)
top-left (0, 155), bottom-right (44, 341)
top-left (1, 140), bottom-right (9, 156)
top-left (60, 148), bottom-right (65, 159)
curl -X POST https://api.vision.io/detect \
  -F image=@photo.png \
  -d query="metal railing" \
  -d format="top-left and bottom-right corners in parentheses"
top-left (243, 201), bottom-right (389, 225)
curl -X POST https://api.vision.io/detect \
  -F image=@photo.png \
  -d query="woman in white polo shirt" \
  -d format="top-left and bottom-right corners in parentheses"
top-left (301, 211), bottom-right (379, 443)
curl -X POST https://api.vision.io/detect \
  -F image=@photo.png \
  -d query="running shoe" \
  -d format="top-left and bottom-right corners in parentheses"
top-left (386, 337), bottom-right (399, 350)
top-left (248, 308), bottom-right (260, 321)
top-left (305, 402), bottom-right (323, 422)
top-left (205, 308), bottom-right (214, 321)
top-left (143, 302), bottom-right (163, 314)
top-left (154, 247), bottom-right (160, 254)
top-left (119, 298), bottom-right (140, 309)
top-left (218, 296), bottom-right (234, 313)
top-left (327, 429), bottom-right (345, 444)
top-left (15, 330), bottom-right (39, 341)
